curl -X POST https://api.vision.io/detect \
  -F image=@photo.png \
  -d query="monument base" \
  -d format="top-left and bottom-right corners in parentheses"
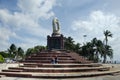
top-left (47, 34), bottom-right (64, 50)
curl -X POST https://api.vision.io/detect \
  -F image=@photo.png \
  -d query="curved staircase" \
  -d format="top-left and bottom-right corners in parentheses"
top-left (0, 50), bottom-right (119, 79)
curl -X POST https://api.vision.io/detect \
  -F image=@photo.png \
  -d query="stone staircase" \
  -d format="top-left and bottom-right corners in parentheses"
top-left (0, 50), bottom-right (119, 79)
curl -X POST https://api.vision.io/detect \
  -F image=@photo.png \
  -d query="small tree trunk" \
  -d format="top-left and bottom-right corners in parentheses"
top-left (103, 55), bottom-right (106, 63)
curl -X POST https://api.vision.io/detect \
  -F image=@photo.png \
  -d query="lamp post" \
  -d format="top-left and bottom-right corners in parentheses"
top-left (83, 35), bottom-right (87, 44)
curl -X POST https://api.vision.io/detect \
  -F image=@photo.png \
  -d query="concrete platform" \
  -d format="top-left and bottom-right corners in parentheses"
top-left (0, 70), bottom-right (120, 78)
top-left (0, 50), bottom-right (117, 79)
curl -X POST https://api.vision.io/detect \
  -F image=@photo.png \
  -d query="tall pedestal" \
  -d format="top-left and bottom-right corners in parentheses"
top-left (47, 34), bottom-right (64, 50)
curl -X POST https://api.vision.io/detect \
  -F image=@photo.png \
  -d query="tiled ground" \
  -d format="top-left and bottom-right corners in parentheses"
top-left (0, 75), bottom-right (120, 80)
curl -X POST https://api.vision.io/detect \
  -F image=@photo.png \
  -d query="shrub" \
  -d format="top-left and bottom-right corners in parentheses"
top-left (0, 54), bottom-right (4, 63)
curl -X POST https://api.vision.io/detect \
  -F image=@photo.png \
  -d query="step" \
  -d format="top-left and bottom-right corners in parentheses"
top-left (22, 67), bottom-right (110, 73)
top-left (6, 67), bottom-right (110, 73)
top-left (22, 63), bottom-right (102, 68)
top-left (0, 72), bottom-right (32, 77)
top-left (22, 60), bottom-right (78, 63)
top-left (31, 70), bottom-right (120, 78)
top-left (0, 70), bottom-right (120, 78)
top-left (38, 52), bottom-right (64, 54)
top-left (20, 65), bottom-right (38, 67)
top-left (30, 52), bottom-right (67, 55)
top-left (25, 57), bottom-right (74, 60)
top-left (21, 62), bottom-right (79, 64)
top-left (22, 62), bottom-right (79, 64)
top-left (2, 69), bottom-right (23, 72)
top-left (8, 67), bottom-right (23, 70)
top-left (31, 55), bottom-right (71, 57)
top-left (36, 53), bottom-right (67, 55)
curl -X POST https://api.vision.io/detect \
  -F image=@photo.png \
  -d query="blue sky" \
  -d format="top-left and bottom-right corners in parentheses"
top-left (0, 0), bottom-right (120, 61)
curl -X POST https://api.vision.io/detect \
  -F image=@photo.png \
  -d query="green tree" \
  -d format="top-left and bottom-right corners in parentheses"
top-left (25, 45), bottom-right (46, 57)
top-left (10, 44), bottom-right (17, 56)
top-left (81, 42), bottom-right (94, 61)
top-left (8, 44), bottom-right (17, 59)
top-left (104, 30), bottom-right (112, 45)
top-left (7, 44), bottom-right (25, 60)
top-left (25, 48), bottom-right (34, 56)
top-left (91, 38), bottom-right (103, 62)
top-left (64, 37), bottom-right (75, 51)
top-left (0, 54), bottom-right (4, 63)
top-left (34, 45), bottom-right (46, 53)
top-left (17, 47), bottom-right (24, 60)
top-left (85, 42), bottom-right (94, 61)
top-left (0, 51), bottom-right (9, 58)
top-left (10, 44), bottom-right (17, 53)
top-left (74, 43), bottom-right (81, 54)
top-left (103, 30), bottom-right (113, 63)
top-left (101, 45), bottom-right (113, 63)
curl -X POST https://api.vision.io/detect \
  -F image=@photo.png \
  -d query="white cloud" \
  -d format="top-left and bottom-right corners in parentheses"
top-left (0, 27), bottom-right (17, 50)
top-left (71, 10), bottom-right (120, 41)
top-left (71, 10), bottom-right (120, 60)
top-left (72, 11), bottom-right (120, 33)
top-left (0, 0), bottom-right (56, 51)
top-left (17, 0), bottom-right (55, 19)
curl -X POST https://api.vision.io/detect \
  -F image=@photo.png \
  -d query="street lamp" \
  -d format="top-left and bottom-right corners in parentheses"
top-left (83, 35), bottom-right (87, 44)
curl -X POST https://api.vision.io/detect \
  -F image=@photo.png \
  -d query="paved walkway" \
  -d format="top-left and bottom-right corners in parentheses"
top-left (0, 63), bottom-right (120, 80)
top-left (0, 74), bottom-right (120, 80)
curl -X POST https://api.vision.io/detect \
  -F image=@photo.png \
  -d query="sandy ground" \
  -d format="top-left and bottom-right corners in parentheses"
top-left (0, 63), bottom-right (120, 80)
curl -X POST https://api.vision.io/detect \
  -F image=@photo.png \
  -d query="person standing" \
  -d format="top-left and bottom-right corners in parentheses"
top-left (55, 55), bottom-right (58, 64)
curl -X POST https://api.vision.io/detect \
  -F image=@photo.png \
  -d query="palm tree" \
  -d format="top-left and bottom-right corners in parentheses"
top-left (26, 48), bottom-right (34, 56)
top-left (17, 47), bottom-right (24, 60)
top-left (8, 49), bottom-right (12, 59)
top-left (10, 44), bottom-right (16, 51)
top-left (104, 30), bottom-right (112, 45)
top-left (74, 43), bottom-right (81, 53)
top-left (103, 30), bottom-right (113, 63)
top-left (25, 45), bottom-right (46, 57)
top-left (9, 44), bottom-right (17, 59)
top-left (34, 45), bottom-right (46, 53)
top-left (92, 38), bottom-right (103, 62)
top-left (81, 42), bottom-right (94, 60)
top-left (64, 37), bottom-right (75, 51)
top-left (101, 45), bottom-right (113, 63)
